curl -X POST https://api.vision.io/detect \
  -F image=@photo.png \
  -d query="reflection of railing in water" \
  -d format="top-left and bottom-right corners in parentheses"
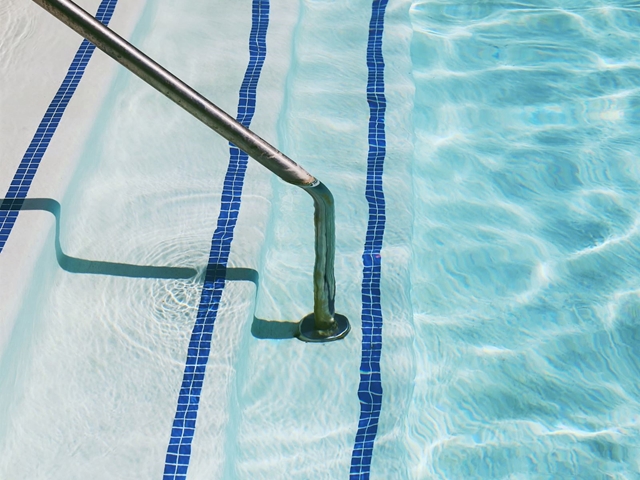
top-left (29, 0), bottom-right (350, 342)
top-left (1, 197), bottom-right (301, 339)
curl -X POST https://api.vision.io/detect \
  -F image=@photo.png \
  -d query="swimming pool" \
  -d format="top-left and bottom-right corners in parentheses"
top-left (1, 0), bottom-right (640, 478)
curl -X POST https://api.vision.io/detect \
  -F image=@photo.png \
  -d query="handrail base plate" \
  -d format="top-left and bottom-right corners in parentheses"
top-left (297, 313), bottom-right (350, 343)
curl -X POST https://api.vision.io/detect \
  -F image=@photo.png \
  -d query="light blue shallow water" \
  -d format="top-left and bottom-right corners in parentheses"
top-left (2, 0), bottom-right (640, 478)
top-left (407, 1), bottom-right (640, 477)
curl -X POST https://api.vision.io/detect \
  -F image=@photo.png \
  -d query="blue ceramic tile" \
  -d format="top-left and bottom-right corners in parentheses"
top-left (350, 0), bottom-right (389, 478)
top-left (163, 1), bottom-right (270, 478)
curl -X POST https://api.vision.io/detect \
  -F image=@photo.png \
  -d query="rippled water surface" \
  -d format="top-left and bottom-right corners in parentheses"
top-left (407, 1), bottom-right (640, 477)
top-left (2, 0), bottom-right (640, 478)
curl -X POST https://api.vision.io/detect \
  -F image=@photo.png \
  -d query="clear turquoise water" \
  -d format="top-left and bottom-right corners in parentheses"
top-left (407, 1), bottom-right (640, 477)
top-left (2, 0), bottom-right (640, 478)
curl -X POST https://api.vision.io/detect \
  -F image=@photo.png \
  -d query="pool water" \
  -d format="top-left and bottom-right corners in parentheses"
top-left (1, 0), bottom-right (640, 478)
top-left (407, 2), bottom-right (640, 477)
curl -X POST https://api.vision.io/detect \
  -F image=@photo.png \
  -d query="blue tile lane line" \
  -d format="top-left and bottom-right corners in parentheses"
top-left (0, 0), bottom-right (119, 254)
top-left (162, 1), bottom-right (269, 478)
top-left (350, 0), bottom-right (389, 477)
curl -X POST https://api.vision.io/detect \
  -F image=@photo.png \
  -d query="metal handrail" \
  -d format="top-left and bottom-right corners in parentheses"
top-left (31, 0), bottom-right (349, 342)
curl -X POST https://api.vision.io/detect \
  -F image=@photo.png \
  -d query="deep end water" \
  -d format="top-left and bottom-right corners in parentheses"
top-left (406, 1), bottom-right (640, 477)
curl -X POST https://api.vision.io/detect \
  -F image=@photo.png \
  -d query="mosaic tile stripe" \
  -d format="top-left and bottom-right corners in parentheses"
top-left (0, 0), bottom-right (119, 253)
top-left (162, 1), bottom-right (269, 478)
top-left (350, 0), bottom-right (389, 477)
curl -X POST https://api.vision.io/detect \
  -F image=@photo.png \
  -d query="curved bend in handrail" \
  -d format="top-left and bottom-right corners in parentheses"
top-left (31, 0), bottom-right (350, 342)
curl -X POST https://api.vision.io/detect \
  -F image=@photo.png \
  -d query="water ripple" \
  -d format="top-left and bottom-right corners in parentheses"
top-left (408, 0), bottom-right (640, 477)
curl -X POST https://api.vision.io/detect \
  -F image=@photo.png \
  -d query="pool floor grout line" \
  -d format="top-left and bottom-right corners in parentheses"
top-left (161, 1), bottom-right (269, 478)
top-left (350, 0), bottom-right (389, 478)
top-left (0, 0), bottom-right (120, 254)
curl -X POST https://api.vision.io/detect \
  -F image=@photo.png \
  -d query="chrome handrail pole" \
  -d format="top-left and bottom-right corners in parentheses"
top-left (31, 0), bottom-right (350, 342)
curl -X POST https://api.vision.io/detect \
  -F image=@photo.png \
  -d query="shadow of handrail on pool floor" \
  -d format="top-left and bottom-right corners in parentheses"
top-left (1, 198), bottom-right (299, 339)
top-left (250, 317), bottom-right (300, 340)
